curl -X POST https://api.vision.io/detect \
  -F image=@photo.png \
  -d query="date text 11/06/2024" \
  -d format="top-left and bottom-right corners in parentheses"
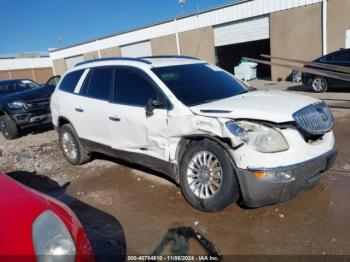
top-left (127, 255), bottom-right (220, 261)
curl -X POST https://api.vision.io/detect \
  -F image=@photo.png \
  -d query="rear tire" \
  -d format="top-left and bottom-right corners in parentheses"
top-left (310, 76), bottom-right (328, 93)
top-left (179, 139), bottom-right (240, 212)
top-left (0, 115), bottom-right (19, 140)
top-left (59, 124), bottom-right (91, 165)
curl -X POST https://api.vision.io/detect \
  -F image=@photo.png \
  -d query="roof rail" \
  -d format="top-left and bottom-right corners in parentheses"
top-left (75, 57), bottom-right (152, 67)
top-left (140, 55), bottom-right (201, 60)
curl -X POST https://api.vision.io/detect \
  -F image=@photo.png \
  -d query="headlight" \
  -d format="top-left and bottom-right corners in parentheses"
top-left (7, 101), bottom-right (25, 109)
top-left (254, 170), bottom-right (295, 182)
top-left (32, 210), bottom-right (76, 262)
top-left (226, 121), bottom-right (289, 153)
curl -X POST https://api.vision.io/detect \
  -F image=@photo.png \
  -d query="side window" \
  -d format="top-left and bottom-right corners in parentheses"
top-left (59, 70), bottom-right (84, 93)
top-left (333, 51), bottom-right (350, 62)
top-left (114, 68), bottom-right (161, 107)
top-left (319, 54), bottom-right (333, 62)
top-left (80, 67), bottom-right (114, 101)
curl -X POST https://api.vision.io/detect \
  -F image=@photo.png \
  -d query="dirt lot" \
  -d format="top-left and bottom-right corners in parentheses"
top-left (1, 82), bottom-right (350, 261)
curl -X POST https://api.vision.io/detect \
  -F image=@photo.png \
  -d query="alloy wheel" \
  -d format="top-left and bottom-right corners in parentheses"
top-left (62, 131), bottom-right (78, 161)
top-left (312, 77), bottom-right (326, 92)
top-left (186, 151), bottom-right (223, 199)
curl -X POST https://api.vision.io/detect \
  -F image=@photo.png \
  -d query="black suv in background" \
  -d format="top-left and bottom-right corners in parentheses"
top-left (0, 78), bottom-right (57, 139)
top-left (302, 48), bottom-right (350, 92)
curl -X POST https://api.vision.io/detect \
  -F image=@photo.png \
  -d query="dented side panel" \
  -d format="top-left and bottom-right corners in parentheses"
top-left (107, 103), bottom-right (169, 161)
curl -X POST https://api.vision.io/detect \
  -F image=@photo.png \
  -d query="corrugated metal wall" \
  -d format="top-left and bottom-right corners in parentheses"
top-left (49, 0), bottom-right (322, 61)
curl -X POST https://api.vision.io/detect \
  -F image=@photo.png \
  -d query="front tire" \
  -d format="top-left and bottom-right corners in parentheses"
top-left (0, 115), bottom-right (19, 140)
top-left (310, 76), bottom-right (328, 93)
top-left (59, 124), bottom-right (91, 165)
top-left (179, 139), bottom-right (240, 212)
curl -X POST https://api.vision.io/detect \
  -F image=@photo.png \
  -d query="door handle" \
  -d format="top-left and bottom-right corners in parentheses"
top-left (109, 116), bottom-right (121, 122)
top-left (75, 107), bottom-right (84, 113)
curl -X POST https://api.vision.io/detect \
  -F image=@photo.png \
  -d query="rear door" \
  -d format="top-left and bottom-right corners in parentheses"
top-left (54, 69), bottom-right (86, 129)
top-left (107, 67), bottom-right (169, 161)
top-left (74, 67), bottom-right (114, 146)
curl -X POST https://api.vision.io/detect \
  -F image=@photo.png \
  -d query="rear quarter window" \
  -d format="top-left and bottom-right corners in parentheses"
top-left (319, 54), bottom-right (332, 62)
top-left (59, 70), bottom-right (84, 93)
top-left (333, 51), bottom-right (350, 62)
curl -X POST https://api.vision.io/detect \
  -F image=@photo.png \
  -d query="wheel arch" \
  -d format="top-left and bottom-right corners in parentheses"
top-left (176, 135), bottom-right (244, 209)
top-left (0, 109), bottom-right (15, 122)
top-left (57, 116), bottom-right (72, 129)
top-left (175, 135), bottom-right (237, 168)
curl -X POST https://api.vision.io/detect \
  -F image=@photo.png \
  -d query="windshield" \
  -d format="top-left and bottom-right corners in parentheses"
top-left (152, 63), bottom-right (247, 106)
top-left (0, 79), bottom-right (41, 95)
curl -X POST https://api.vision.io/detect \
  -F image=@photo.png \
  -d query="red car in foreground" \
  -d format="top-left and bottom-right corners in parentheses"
top-left (0, 172), bottom-right (94, 262)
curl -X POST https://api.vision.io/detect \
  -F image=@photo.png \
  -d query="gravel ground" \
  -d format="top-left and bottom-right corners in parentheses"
top-left (1, 85), bottom-right (350, 260)
top-left (0, 128), bottom-right (116, 186)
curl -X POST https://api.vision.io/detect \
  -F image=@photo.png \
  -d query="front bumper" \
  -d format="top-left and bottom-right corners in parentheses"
top-left (11, 111), bottom-right (52, 128)
top-left (236, 148), bottom-right (337, 208)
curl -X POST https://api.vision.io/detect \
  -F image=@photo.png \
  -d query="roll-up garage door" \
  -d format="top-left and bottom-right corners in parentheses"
top-left (121, 41), bottom-right (152, 58)
top-left (214, 16), bottom-right (270, 47)
top-left (65, 55), bottom-right (84, 70)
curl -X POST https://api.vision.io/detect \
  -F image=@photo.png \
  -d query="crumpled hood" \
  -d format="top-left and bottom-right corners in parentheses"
top-left (190, 90), bottom-right (320, 123)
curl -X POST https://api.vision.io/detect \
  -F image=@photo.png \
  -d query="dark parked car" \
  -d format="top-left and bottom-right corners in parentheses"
top-left (302, 48), bottom-right (350, 92)
top-left (0, 78), bottom-right (56, 139)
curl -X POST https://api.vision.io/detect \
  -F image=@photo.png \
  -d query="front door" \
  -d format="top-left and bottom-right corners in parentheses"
top-left (107, 67), bottom-right (169, 161)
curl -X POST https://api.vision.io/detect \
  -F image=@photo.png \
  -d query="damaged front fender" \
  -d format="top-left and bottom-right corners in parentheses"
top-left (166, 112), bottom-right (243, 163)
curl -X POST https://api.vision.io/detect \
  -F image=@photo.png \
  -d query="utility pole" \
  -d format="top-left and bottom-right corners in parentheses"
top-left (322, 0), bottom-right (328, 55)
top-left (179, 0), bottom-right (186, 16)
top-left (175, 0), bottom-right (186, 55)
top-left (57, 36), bottom-right (64, 48)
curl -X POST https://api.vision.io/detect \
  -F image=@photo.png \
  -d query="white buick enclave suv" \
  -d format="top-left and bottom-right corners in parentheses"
top-left (51, 56), bottom-right (337, 211)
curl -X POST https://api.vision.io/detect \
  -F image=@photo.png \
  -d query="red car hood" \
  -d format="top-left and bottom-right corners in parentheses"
top-left (0, 173), bottom-right (93, 261)
top-left (0, 174), bottom-right (51, 257)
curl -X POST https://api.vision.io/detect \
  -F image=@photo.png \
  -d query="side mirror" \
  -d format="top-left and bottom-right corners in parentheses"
top-left (146, 99), bottom-right (166, 117)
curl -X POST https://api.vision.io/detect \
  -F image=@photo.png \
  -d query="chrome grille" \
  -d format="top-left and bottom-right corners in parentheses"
top-left (25, 99), bottom-right (50, 109)
top-left (293, 102), bottom-right (334, 135)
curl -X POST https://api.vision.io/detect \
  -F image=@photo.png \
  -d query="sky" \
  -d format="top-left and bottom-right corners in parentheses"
top-left (0, 0), bottom-right (235, 56)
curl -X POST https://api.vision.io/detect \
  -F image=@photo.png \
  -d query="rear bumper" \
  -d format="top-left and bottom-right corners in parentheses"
top-left (236, 148), bottom-right (337, 208)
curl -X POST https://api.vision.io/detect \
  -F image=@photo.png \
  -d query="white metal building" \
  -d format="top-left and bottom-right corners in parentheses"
top-left (0, 56), bottom-right (54, 83)
top-left (49, 0), bottom-right (350, 80)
